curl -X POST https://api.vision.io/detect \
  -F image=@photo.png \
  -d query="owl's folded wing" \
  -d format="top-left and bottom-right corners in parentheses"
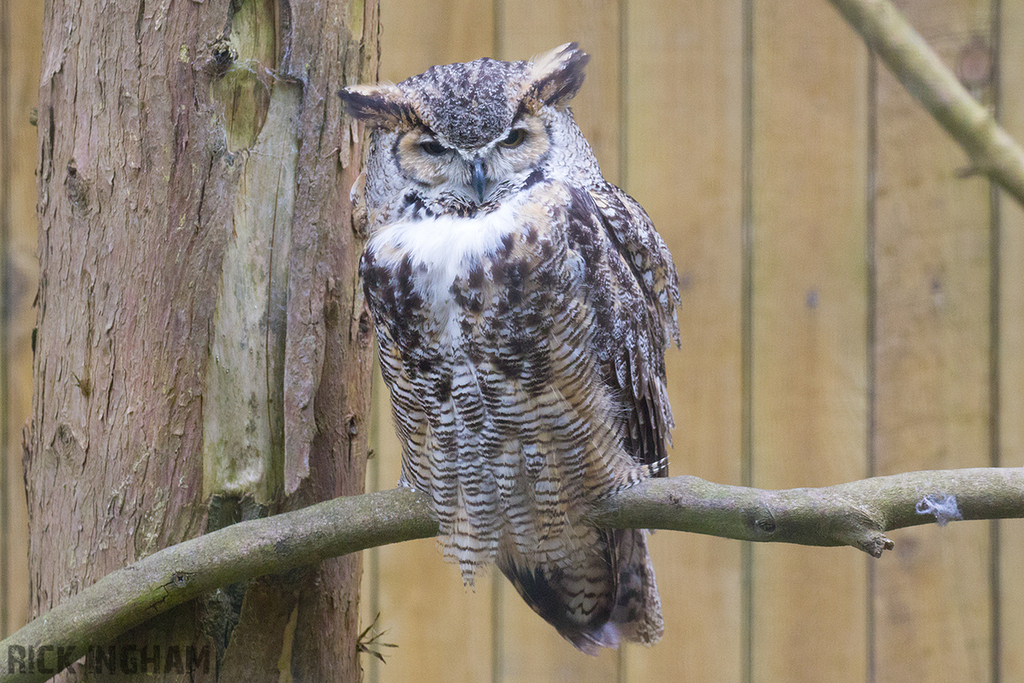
top-left (563, 183), bottom-right (680, 478)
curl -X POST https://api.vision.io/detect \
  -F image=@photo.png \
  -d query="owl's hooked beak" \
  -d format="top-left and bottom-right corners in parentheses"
top-left (471, 158), bottom-right (488, 203)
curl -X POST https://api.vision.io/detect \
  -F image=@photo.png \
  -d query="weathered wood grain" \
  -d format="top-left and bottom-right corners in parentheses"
top-left (749, 3), bottom-right (870, 681)
top-left (997, 2), bottom-right (1024, 680)
top-left (872, 1), bottom-right (994, 680)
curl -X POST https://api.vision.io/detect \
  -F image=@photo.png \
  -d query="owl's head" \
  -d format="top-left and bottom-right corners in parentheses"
top-left (340, 43), bottom-right (599, 221)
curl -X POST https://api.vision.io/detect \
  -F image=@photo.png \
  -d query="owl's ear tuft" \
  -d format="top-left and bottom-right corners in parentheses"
top-left (521, 43), bottom-right (590, 110)
top-left (339, 83), bottom-right (417, 129)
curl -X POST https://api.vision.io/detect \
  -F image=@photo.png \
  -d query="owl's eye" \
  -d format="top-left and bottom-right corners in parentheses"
top-left (499, 128), bottom-right (527, 148)
top-left (420, 139), bottom-right (447, 156)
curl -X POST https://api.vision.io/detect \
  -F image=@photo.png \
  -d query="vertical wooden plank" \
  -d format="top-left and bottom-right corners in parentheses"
top-left (497, 3), bottom-right (622, 680)
top-left (0, 0), bottom-right (43, 637)
top-left (872, 1), bottom-right (993, 681)
top-left (750, 3), bottom-right (869, 682)
top-left (362, 4), bottom-right (497, 681)
top-left (622, 2), bottom-right (744, 682)
top-left (377, 0), bottom-right (496, 84)
top-left (997, 2), bottom-right (1024, 679)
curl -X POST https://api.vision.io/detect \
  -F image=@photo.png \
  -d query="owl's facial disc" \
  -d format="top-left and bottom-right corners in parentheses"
top-left (393, 113), bottom-right (549, 207)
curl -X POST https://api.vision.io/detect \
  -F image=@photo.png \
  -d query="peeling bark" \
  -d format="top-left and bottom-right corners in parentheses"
top-left (25, 0), bottom-right (377, 680)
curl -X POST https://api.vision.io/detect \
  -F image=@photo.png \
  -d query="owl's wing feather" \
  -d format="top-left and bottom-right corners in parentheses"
top-left (566, 184), bottom-right (679, 478)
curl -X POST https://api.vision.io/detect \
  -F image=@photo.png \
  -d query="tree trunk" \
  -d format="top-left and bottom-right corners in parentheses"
top-left (24, 0), bottom-right (377, 680)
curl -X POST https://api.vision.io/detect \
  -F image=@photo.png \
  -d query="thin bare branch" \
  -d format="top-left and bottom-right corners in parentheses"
top-left (2, 467), bottom-right (1023, 681)
top-left (827, 0), bottom-right (1024, 206)
top-left (591, 468), bottom-right (1024, 558)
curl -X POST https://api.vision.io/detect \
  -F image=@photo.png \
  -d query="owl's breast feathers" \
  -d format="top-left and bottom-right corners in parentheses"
top-left (360, 179), bottom-right (678, 652)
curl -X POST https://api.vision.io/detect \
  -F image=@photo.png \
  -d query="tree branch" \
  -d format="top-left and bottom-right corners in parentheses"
top-left (826, 0), bottom-right (1024, 207)
top-left (2, 467), bottom-right (1023, 681)
top-left (592, 468), bottom-right (1024, 557)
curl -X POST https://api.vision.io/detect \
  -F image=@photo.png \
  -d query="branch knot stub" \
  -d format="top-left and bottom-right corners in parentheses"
top-left (860, 534), bottom-right (896, 558)
top-left (165, 571), bottom-right (191, 591)
top-left (745, 503), bottom-right (778, 539)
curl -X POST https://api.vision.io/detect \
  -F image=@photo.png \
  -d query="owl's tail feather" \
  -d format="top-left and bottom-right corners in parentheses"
top-left (498, 528), bottom-right (663, 655)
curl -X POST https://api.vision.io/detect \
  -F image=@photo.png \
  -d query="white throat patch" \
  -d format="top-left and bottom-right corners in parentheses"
top-left (367, 201), bottom-right (523, 344)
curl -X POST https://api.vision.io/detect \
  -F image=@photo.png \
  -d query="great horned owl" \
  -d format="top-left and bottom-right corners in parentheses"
top-left (340, 43), bottom-right (679, 654)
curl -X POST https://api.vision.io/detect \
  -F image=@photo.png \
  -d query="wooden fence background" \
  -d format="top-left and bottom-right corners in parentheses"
top-left (3, 1), bottom-right (1024, 682)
